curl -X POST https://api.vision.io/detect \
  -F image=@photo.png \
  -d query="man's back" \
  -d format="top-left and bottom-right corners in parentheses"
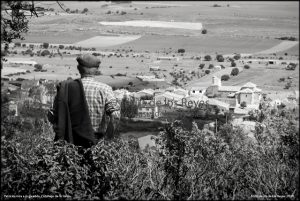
top-left (81, 77), bottom-right (119, 134)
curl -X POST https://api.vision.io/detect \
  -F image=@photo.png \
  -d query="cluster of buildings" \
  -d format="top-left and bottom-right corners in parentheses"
top-left (114, 76), bottom-right (270, 120)
top-left (1, 78), bottom-right (56, 116)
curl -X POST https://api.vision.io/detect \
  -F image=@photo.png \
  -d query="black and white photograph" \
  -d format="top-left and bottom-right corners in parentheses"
top-left (1, 1), bottom-right (299, 200)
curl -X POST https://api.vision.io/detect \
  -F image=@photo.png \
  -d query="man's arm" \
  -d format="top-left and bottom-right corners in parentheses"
top-left (105, 87), bottom-right (121, 139)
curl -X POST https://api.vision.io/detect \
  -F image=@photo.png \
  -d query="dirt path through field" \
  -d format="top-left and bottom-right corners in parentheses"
top-left (254, 41), bottom-right (298, 54)
top-left (224, 41), bottom-right (299, 57)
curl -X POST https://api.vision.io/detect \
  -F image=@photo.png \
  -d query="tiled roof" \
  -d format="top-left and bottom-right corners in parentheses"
top-left (242, 82), bottom-right (257, 88)
top-left (185, 94), bottom-right (209, 102)
top-left (155, 91), bottom-right (184, 100)
top-left (237, 88), bottom-right (254, 94)
top-left (207, 99), bottom-right (230, 108)
top-left (218, 86), bottom-right (241, 92)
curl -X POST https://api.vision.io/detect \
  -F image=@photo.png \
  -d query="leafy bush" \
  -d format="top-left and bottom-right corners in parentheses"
top-left (34, 63), bottom-right (43, 71)
top-left (279, 77), bottom-right (285, 82)
top-left (204, 55), bottom-right (211, 61)
top-left (205, 69), bottom-right (210, 74)
top-left (59, 45), bottom-right (64, 49)
top-left (25, 49), bottom-right (33, 55)
top-left (233, 54), bottom-right (241, 60)
top-left (285, 82), bottom-right (292, 89)
top-left (120, 11), bottom-right (126, 15)
top-left (199, 64), bottom-right (205, 69)
top-left (42, 42), bottom-right (49, 49)
top-left (208, 64), bottom-right (214, 69)
top-left (244, 64), bottom-right (250, 69)
top-left (221, 74), bottom-right (230, 81)
top-left (231, 67), bottom-right (239, 76)
top-left (231, 61), bottom-right (236, 67)
top-left (82, 8), bottom-right (88, 13)
top-left (216, 54), bottom-right (224, 62)
top-left (178, 48), bottom-right (185, 53)
top-left (95, 70), bottom-right (102, 75)
top-left (201, 29), bottom-right (207, 34)
top-left (41, 49), bottom-right (50, 56)
top-left (14, 42), bottom-right (21, 47)
top-left (1, 100), bottom-right (299, 200)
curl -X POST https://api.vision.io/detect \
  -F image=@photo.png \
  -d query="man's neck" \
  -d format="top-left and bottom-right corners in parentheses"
top-left (81, 74), bottom-right (95, 78)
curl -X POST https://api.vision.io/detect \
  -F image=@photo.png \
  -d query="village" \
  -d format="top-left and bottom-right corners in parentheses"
top-left (2, 56), bottom-right (299, 147)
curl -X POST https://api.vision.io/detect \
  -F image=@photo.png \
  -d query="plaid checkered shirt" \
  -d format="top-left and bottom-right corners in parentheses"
top-left (81, 77), bottom-right (120, 132)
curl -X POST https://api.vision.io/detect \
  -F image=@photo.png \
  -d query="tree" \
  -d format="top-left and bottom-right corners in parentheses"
top-left (1, 1), bottom-right (45, 65)
top-left (34, 63), bottom-right (43, 71)
top-left (178, 48), bottom-right (185, 53)
top-left (244, 64), bottom-right (250, 69)
top-left (199, 64), bottom-right (205, 69)
top-left (40, 49), bottom-right (50, 56)
top-left (205, 70), bottom-right (210, 74)
top-left (233, 54), bottom-right (241, 60)
top-left (204, 55), bottom-right (211, 61)
top-left (231, 68), bottom-right (239, 76)
top-left (231, 61), bottom-right (236, 67)
top-left (66, 8), bottom-right (70, 12)
top-left (82, 8), bottom-right (88, 13)
top-left (14, 42), bottom-right (21, 47)
top-left (121, 97), bottom-right (138, 118)
top-left (208, 64), bottom-right (214, 69)
top-left (285, 82), bottom-right (292, 89)
top-left (59, 45), bottom-right (64, 49)
top-left (42, 42), bottom-right (49, 49)
top-left (221, 74), bottom-right (230, 81)
top-left (216, 54), bottom-right (224, 62)
top-left (201, 29), bottom-right (207, 34)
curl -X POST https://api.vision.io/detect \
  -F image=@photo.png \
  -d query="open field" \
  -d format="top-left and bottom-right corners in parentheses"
top-left (74, 35), bottom-right (142, 48)
top-left (255, 41), bottom-right (299, 55)
top-left (108, 35), bottom-right (283, 54)
top-left (3, 1), bottom-right (299, 95)
top-left (99, 20), bottom-right (203, 30)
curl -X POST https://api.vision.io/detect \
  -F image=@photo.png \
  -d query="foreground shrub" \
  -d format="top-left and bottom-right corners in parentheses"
top-left (1, 102), bottom-right (299, 200)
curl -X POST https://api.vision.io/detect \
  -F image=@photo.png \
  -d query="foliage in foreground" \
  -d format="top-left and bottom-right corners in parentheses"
top-left (1, 104), bottom-right (299, 200)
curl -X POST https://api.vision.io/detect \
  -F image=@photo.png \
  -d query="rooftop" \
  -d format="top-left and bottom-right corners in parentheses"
top-left (218, 86), bottom-right (241, 92)
top-left (242, 82), bottom-right (257, 88)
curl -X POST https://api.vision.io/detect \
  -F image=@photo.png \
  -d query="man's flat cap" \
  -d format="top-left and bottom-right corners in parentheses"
top-left (76, 54), bottom-right (101, 68)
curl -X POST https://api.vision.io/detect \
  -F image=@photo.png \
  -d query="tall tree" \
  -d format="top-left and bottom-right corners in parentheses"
top-left (1, 1), bottom-right (66, 65)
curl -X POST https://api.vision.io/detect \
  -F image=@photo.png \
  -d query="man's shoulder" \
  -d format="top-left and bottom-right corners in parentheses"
top-left (82, 78), bottom-right (112, 90)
